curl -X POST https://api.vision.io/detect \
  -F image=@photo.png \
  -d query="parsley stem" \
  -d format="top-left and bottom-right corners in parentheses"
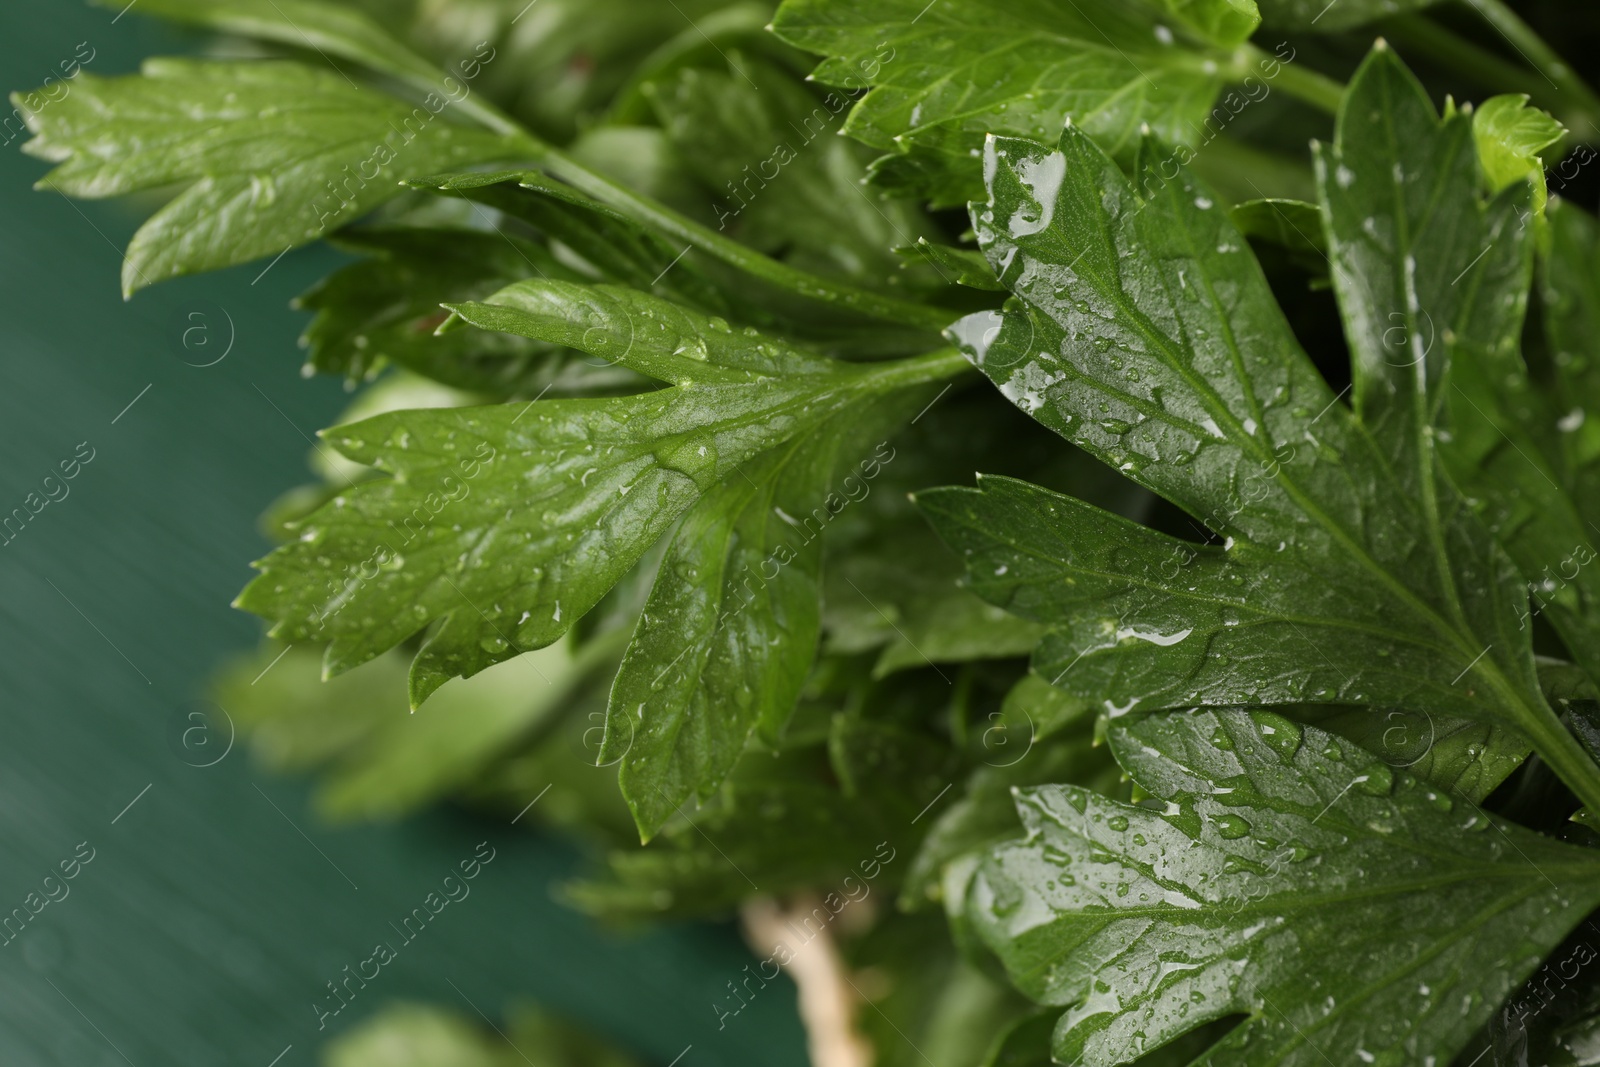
top-left (446, 98), bottom-right (961, 335)
top-left (1238, 44), bottom-right (1345, 117)
top-left (535, 144), bottom-right (960, 333)
top-left (1460, 0), bottom-right (1600, 141)
top-left (1517, 697), bottom-right (1600, 819)
top-left (859, 346), bottom-right (972, 390)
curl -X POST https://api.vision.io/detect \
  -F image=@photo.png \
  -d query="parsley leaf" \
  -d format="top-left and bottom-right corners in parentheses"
top-left (1471, 93), bottom-right (1565, 217)
top-left (918, 45), bottom-right (1600, 814)
top-left (1313, 54), bottom-right (1600, 713)
top-left (215, 636), bottom-right (617, 821)
top-left (237, 282), bottom-right (966, 710)
top-left (969, 708), bottom-right (1600, 1067)
top-left (604, 403), bottom-right (919, 839)
top-left (900, 679), bottom-right (1111, 909)
top-left (442, 280), bottom-right (957, 837)
top-left (1289, 706), bottom-right (1529, 802)
top-left (772, 0), bottom-right (1262, 204)
top-left (326, 1001), bottom-right (642, 1067)
top-left (406, 170), bottom-right (741, 318)
top-left (19, 59), bottom-right (516, 293)
top-left (569, 700), bottom-right (956, 918)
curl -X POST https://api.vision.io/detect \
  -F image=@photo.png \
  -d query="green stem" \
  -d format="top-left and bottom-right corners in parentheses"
top-left (1239, 43), bottom-right (1345, 117)
top-left (1460, 0), bottom-right (1600, 139)
top-left (1517, 696), bottom-right (1600, 819)
top-left (861, 346), bottom-right (973, 391)
top-left (445, 85), bottom-right (958, 334)
top-left (533, 142), bottom-right (957, 332)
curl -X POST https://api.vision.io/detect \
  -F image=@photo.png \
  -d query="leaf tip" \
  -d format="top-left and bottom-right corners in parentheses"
top-left (119, 261), bottom-right (145, 300)
top-left (435, 303), bottom-right (467, 334)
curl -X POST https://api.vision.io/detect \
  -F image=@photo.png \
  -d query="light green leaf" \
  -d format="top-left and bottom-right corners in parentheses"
top-left (825, 519), bottom-right (1038, 662)
top-left (1472, 93), bottom-right (1564, 217)
top-left (325, 1002), bottom-right (505, 1067)
top-left (995, 672), bottom-right (1096, 747)
top-left (970, 709), bottom-right (1600, 1067)
top-left (215, 643), bottom-right (408, 773)
top-left (918, 46), bottom-right (1600, 813)
top-left (214, 636), bottom-right (617, 821)
top-left (772, 0), bottom-right (1261, 203)
top-left (237, 286), bottom-right (966, 706)
top-left (825, 501), bottom-right (1053, 678)
top-left (872, 591), bottom-right (1048, 677)
top-left (843, 912), bottom-right (1037, 1067)
top-left (18, 59), bottom-right (516, 293)
top-left (325, 1001), bottom-right (642, 1067)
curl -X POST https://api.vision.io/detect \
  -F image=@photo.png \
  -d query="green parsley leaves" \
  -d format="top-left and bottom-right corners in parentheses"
top-left (19, 59), bottom-right (517, 293)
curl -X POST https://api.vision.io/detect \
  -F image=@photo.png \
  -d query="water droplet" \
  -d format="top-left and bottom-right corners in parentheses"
top-left (1214, 814), bottom-right (1251, 839)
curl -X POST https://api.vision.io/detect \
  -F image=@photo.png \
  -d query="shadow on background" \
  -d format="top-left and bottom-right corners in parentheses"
top-left (0, 4), bottom-right (807, 1064)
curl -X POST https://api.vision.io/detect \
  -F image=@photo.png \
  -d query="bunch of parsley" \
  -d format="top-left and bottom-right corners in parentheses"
top-left (22, 0), bottom-right (1600, 1063)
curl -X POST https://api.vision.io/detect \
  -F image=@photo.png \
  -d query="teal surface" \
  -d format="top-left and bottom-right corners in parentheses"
top-left (0, 5), bottom-right (807, 1064)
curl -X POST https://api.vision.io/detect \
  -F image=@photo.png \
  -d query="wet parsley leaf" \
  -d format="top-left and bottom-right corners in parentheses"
top-left (18, 59), bottom-right (516, 293)
top-left (970, 709), bottom-right (1600, 1067)
top-left (919, 46), bottom-right (1600, 817)
top-left (772, 0), bottom-right (1263, 204)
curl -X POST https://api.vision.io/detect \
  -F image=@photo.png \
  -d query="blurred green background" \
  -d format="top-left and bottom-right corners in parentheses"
top-left (0, 4), bottom-right (807, 1063)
